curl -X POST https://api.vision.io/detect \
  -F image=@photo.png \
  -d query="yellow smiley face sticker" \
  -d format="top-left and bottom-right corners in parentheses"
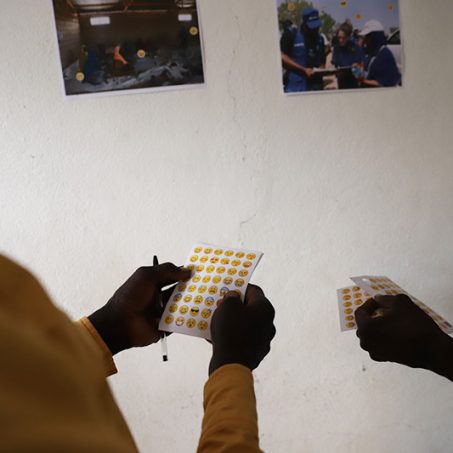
top-left (169, 303), bottom-right (178, 313)
top-left (137, 49), bottom-right (146, 58)
top-left (177, 283), bottom-right (187, 291)
top-left (206, 265), bottom-right (215, 273)
top-left (196, 265), bottom-right (205, 272)
top-left (239, 269), bottom-right (249, 277)
top-left (179, 305), bottom-right (188, 314)
top-left (176, 316), bottom-right (185, 326)
top-left (243, 261), bottom-right (252, 268)
top-left (223, 277), bottom-right (233, 285)
top-left (174, 293), bottom-right (182, 302)
top-left (353, 292), bottom-right (362, 298)
top-left (188, 285), bottom-right (196, 293)
top-left (231, 259), bottom-right (241, 267)
top-left (187, 318), bottom-right (196, 328)
top-left (214, 249), bottom-right (223, 255)
top-left (194, 246), bottom-right (202, 253)
top-left (235, 279), bottom-right (245, 288)
top-left (220, 258), bottom-right (230, 265)
top-left (344, 308), bottom-right (353, 314)
top-left (165, 315), bottom-right (174, 324)
top-left (225, 250), bottom-right (234, 257)
top-left (201, 308), bottom-right (212, 319)
top-left (198, 285), bottom-right (207, 294)
top-left (246, 253), bottom-right (256, 260)
top-left (210, 257), bottom-right (219, 264)
top-left (220, 287), bottom-right (229, 296)
top-left (343, 301), bottom-right (352, 307)
top-left (194, 295), bottom-right (203, 304)
top-left (208, 286), bottom-right (218, 295)
top-left (202, 275), bottom-right (211, 283)
top-left (342, 288), bottom-right (351, 294)
top-left (198, 320), bottom-right (208, 331)
top-left (205, 296), bottom-right (214, 306)
top-left (190, 255), bottom-right (198, 263)
top-left (346, 322), bottom-right (355, 328)
top-left (235, 252), bottom-right (245, 258)
top-left (183, 294), bottom-right (192, 303)
top-left (287, 2), bottom-right (296, 12)
top-left (355, 299), bottom-right (363, 306)
top-left (228, 268), bottom-right (237, 276)
top-left (212, 275), bottom-right (221, 284)
top-left (204, 247), bottom-right (213, 254)
top-left (343, 295), bottom-right (351, 301)
top-left (345, 315), bottom-right (354, 321)
top-left (190, 306), bottom-right (200, 316)
top-left (187, 264), bottom-right (195, 270)
top-left (76, 71), bottom-right (85, 82)
top-left (192, 275), bottom-right (201, 283)
top-left (216, 267), bottom-right (226, 274)
top-left (200, 255), bottom-right (209, 263)
top-left (352, 286), bottom-right (360, 292)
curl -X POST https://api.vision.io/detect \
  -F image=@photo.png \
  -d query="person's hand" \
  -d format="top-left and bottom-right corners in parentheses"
top-left (355, 294), bottom-right (453, 377)
top-left (209, 285), bottom-right (276, 375)
top-left (89, 263), bottom-right (191, 355)
top-left (304, 67), bottom-right (314, 78)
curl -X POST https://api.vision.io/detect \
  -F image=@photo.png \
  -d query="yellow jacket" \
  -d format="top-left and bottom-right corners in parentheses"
top-left (0, 255), bottom-right (262, 452)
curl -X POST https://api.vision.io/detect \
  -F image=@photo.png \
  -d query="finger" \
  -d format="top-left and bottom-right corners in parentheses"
top-left (354, 298), bottom-right (379, 326)
top-left (139, 263), bottom-right (191, 288)
top-left (220, 291), bottom-right (243, 308)
top-left (374, 294), bottom-right (400, 308)
top-left (245, 284), bottom-right (266, 301)
top-left (246, 290), bottom-right (275, 321)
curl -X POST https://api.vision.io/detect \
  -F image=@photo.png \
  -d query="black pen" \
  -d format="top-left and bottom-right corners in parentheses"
top-left (153, 255), bottom-right (168, 362)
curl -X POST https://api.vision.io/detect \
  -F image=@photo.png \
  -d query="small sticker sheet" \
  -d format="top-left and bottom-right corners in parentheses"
top-left (159, 243), bottom-right (263, 340)
top-left (337, 276), bottom-right (453, 334)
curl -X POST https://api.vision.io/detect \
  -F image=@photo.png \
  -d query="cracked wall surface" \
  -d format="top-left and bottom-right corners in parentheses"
top-left (1, 1), bottom-right (453, 452)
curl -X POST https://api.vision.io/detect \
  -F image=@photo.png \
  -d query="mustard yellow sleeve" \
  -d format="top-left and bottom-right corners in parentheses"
top-left (197, 364), bottom-right (263, 453)
top-left (77, 316), bottom-right (118, 377)
top-left (0, 255), bottom-right (138, 452)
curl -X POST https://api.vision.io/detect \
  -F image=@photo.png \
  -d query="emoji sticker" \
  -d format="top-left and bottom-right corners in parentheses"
top-left (228, 268), bottom-right (237, 276)
top-left (198, 320), bottom-right (208, 331)
top-left (137, 49), bottom-right (146, 58)
top-left (165, 315), bottom-right (174, 324)
top-left (188, 285), bottom-right (196, 293)
top-left (220, 258), bottom-right (230, 265)
top-left (231, 259), bottom-right (241, 267)
top-left (235, 279), bottom-right (245, 288)
top-left (212, 275), bottom-right (221, 284)
top-left (223, 277), bottom-right (233, 285)
top-left (220, 287), bottom-right (229, 296)
top-left (190, 255), bottom-right (198, 263)
top-left (179, 305), bottom-right (188, 314)
top-left (190, 306), bottom-right (200, 317)
top-left (194, 246), bottom-right (202, 253)
top-left (177, 283), bottom-right (187, 291)
top-left (76, 72), bottom-right (85, 82)
top-left (210, 257), bottom-right (219, 264)
top-left (201, 308), bottom-right (212, 319)
top-left (202, 275), bottom-right (211, 283)
top-left (208, 286), bottom-right (218, 295)
top-left (246, 253), bottom-right (256, 260)
top-left (200, 255), bottom-right (209, 263)
top-left (225, 250), bottom-right (234, 257)
top-left (184, 294), bottom-right (192, 303)
top-left (174, 293), bottom-right (183, 302)
top-left (243, 261), bottom-right (252, 268)
top-left (216, 266), bottom-right (226, 274)
top-left (196, 265), bottom-right (205, 272)
top-left (194, 295), bottom-right (203, 304)
top-left (169, 304), bottom-right (178, 313)
top-left (198, 285), bottom-right (207, 294)
top-left (204, 247), bottom-right (213, 254)
top-left (235, 252), bottom-right (245, 258)
top-left (187, 318), bottom-right (196, 328)
top-left (176, 316), bottom-right (185, 326)
top-left (206, 265), bottom-right (215, 273)
top-left (214, 249), bottom-right (223, 255)
top-left (192, 275), bottom-right (201, 283)
top-left (239, 269), bottom-right (249, 277)
top-left (205, 296), bottom-right (215, 306)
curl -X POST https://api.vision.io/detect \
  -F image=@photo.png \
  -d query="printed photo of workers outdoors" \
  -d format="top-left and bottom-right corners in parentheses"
top-left (52, 0), bottom-right (205, 97)
top-left (277, 0), bottom-right (402, 94)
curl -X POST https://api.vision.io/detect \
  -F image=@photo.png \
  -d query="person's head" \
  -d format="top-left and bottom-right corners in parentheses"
top-left (359, 20), bottom-right (386, 54)
top-left (337, 22), bottom-right (353, 47)
top-left (302, 7), bottom-right (322, 37)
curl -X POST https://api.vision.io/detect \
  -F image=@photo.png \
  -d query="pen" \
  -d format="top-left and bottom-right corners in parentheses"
top-left (153, 255), bottom-right (168, 362)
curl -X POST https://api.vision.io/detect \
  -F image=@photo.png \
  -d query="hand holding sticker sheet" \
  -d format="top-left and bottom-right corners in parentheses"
top-left (337, 276), bottom-right (453, 334)
top-left (159, 243), bottom-right (263, 340)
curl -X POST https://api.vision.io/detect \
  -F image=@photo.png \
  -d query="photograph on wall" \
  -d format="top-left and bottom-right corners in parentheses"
top-left (52, 0), bottom-right (205, 97)
top-left (276, 0), bottom-right (403, 94)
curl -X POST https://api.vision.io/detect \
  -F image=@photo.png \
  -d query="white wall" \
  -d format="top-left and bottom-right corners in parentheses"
top-left (1, 1), bottom-right (453, 451)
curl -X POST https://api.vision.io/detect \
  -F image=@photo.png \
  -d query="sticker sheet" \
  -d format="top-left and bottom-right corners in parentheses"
top-left (159, 243), bottom-right (263, 340)
top-left (337, 276), bottom-right (453, 334)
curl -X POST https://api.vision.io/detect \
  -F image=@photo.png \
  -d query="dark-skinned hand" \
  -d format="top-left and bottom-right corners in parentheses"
top-left (355, 294), bottom-right (453, 380)
top-left (89, 263), bottom-right (191, 355)
top-left (209, 284), bottom-right (276, 375)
